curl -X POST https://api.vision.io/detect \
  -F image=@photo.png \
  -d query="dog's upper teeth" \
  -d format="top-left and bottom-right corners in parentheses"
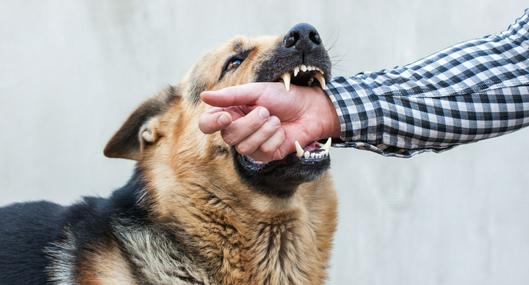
top-left (314, 72), bottom-right (326, 89)
top-left (295, 140), bottom-right (304, 158)
top-left (293, 67), bottom-right (300, 77)
top-left (281, 72), bottom-right (291, 91)
top-left (300, 65), bottom-right (307, 72)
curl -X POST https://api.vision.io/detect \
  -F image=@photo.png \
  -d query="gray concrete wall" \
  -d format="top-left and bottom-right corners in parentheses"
top-left (1, 1), bottom-right (528, 284)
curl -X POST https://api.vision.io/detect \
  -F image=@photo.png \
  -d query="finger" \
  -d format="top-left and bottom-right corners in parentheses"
top-left (200, 83), bottom-right (266, 107)
top-left (249, 129), bottom-right (286, 162)
top-left (198, 110), bottom-right (232, 134)
top-left (221, 107), bottom-right (269, 145)
top-left (235, 116), bottom-right (281, 155)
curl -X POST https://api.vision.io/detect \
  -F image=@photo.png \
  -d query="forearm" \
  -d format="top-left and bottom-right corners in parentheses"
top-left (325, 9), bottom-right (529, 157)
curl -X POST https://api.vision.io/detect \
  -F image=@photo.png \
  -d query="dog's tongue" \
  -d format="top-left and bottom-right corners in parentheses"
top-left (304, 142), bottom-right (321, 152)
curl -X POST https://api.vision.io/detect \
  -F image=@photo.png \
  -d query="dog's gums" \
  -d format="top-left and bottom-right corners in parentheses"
top-left (296, 137), bottom-right (331, 159)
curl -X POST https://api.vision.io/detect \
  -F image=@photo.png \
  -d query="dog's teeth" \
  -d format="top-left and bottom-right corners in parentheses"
top-left (307, 66), bottom-right (313, 71)
top-left (304, 151), bottom-right (310, 159)
top-left (281, 72), bottom-right (291, 91)
top-left (295, 141), bottom-right (304, 158)
top-left (314, 72), bottom-right (326, 89)
top-left (300, 65), bottom-right (307, 72)
top-left (307, 77), bottom-right (314, 86)
top-left (294, 67), bottom-right (300, 77)
top-left (323, 137), bottom-right (331, 151)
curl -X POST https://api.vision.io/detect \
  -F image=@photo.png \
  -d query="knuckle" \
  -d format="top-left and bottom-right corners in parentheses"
top-left (274, 149), bottom-right (286, 160)
top-left (236, 144), bottom-right (251, 155)
top-left (259, 143), bottom-right (274, 154)
top-left (221, 133), bottom-right (236, 146)
top-left (264, 121), bottom-right (280, 132)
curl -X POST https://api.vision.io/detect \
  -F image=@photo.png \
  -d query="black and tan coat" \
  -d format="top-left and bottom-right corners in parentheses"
top-left (0, 23), bottom-right (337, 285)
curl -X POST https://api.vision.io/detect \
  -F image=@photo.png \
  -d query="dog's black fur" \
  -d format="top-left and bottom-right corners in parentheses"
top-left (0, 169), bottom-right (149, 285)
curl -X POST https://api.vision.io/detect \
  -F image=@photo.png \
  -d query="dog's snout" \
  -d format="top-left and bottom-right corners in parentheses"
top-left (283, 23), bottom-right (322, 52)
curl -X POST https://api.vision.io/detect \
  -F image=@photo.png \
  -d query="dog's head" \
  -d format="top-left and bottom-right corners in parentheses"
top-left (104, 23), bottom-right (332, 199)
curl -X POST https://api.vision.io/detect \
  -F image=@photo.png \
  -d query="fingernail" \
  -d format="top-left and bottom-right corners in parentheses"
top-left (269, 116), bottom-right (280, 126)
top-left (217, 113), bottom-right (231, 125)
top-left (258, 107), bottom-right (269, 119)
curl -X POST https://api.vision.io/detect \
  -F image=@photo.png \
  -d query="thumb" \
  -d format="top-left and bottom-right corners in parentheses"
top-left (200, 83), bottom-right (265, 107)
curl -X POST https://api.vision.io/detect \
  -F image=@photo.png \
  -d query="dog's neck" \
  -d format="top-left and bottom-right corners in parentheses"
top-left (117, 166), bottom-right (331, 285)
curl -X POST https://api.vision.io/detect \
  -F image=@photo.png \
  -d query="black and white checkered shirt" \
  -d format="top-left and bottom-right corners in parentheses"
top-left (325, 9), bottom-right (529, 157)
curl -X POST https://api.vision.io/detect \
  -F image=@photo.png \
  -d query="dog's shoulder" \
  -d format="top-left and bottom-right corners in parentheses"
top-left (0, 201), bottom-right (66, 284)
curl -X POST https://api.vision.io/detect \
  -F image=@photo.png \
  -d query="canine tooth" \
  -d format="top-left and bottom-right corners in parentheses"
top-left (301, 65), bottom-right (307, 72)
top-left (281, 72), bottom-right (291, 91)
top-left (294, 67), bottom-right (300, 77)
top-left (304, 151), bottom-right (310, 159)
top-left (295, 141), bottom-right (304, 158)
top-left (314, 72), bottom-right (326, 89)
top-left (323, 137), bottom-right (331, 151)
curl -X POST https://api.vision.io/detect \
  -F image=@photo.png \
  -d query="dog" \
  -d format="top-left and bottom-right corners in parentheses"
top-left (0, 23), bottom-right (337, 285)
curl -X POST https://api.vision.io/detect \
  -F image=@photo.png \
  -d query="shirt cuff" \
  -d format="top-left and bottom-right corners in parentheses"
top-left (324, 76), bottom-right (383, 145)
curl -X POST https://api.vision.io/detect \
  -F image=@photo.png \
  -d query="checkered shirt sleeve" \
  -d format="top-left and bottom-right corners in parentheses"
top-left (325, 9), bottom-right (529, 157)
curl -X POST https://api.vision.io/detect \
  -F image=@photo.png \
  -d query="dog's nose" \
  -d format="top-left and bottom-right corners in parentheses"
top-left (283, 23), bottom-right (322, 52)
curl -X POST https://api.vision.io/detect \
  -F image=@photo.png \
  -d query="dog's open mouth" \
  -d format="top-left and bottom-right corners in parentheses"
top-left (278, 64), bottom-right (326, 91)
top-left (236, 63), bottom-right (331, 174)
top-left (238, 137), bottom-right (331, 172)
top-left (233, 28), bottom-right (332, 195)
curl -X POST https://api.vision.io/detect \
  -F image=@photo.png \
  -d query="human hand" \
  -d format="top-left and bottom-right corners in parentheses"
top-left (199, 82), bottom-right (340, 163)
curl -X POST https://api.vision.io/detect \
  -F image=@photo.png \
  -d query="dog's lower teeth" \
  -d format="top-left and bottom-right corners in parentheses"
top-left (323, 137), bottom-right (331, 151)
top-left (295, 140), bottom-right (304, 157)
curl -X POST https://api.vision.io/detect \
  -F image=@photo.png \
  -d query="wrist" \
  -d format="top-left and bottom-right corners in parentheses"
top-left (313, 87), bottom-right (341, 139)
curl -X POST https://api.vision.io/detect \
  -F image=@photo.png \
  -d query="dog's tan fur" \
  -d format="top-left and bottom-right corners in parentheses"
top-left (94, 36), bottom-right (338, 285)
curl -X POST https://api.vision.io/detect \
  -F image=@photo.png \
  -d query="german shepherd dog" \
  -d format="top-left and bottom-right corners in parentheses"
top-left (0, 23), bottom-right (337, 285)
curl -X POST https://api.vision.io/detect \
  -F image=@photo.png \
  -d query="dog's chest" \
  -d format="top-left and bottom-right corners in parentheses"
top-left (117, 227), bottom-right (215, 285)
top-left (117, 218), bottom-right (321, 285)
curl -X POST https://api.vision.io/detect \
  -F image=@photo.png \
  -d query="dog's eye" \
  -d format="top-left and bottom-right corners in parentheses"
top-left (219, 49), bottom-right (253, 80)
top-left (225, 57), bottom-right (243, 72)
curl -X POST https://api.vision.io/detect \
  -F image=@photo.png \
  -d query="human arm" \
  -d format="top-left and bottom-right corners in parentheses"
top-left (200, 9), bottom-right (529, 160)
top-left (325, 9), bottom-right (529, 157)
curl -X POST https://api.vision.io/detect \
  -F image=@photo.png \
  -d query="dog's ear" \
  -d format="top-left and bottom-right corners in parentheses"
top-left (104, 86), bottom-right (180, 160)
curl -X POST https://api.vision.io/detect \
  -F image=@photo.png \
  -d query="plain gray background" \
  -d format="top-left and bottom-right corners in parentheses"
top-left (1, 1), bottom-right (528, 284)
